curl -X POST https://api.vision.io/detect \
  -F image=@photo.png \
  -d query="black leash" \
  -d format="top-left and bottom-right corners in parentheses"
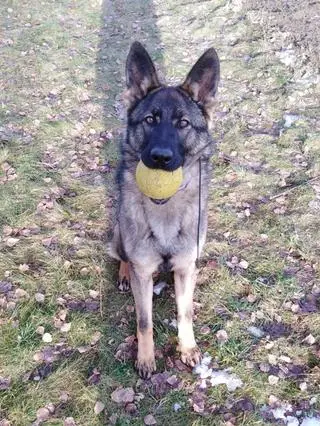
top-left (196, 157), bottom-right (202, 269)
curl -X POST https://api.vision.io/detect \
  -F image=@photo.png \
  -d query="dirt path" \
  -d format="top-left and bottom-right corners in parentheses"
top-left (1, 0), bottom-right (319, 425)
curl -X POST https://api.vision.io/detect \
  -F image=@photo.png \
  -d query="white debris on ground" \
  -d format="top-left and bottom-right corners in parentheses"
top-left (283, 113), bottom-right (300, 128)
top-left (264, 400), bottom-right (320, 425)
top-left (193, 353), bottom-right (243, 392)
top-left (210, 370), bottom-right (243, 391)
top-left (163, 318), bottom-right (177, 329)
top-left (173, 403), bottom-right (182, 412)
top-left (286, 416), bottom-right (299, 426)
top-left (271, 403), bottom-right (293, 421)
top-left (153, 281), bottom-right (168, 296)
top-left (300, 418), bottom-right (320, 426)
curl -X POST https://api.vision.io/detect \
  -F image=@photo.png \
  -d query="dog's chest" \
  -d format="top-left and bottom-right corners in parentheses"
top-left (147, 205), bottom-right (181, 247)
top-left (144, 191), bottom-right (197, 253)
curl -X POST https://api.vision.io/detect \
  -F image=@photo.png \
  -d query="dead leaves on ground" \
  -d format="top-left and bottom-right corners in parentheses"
top-left (0, 161), bottom-right (17, 184)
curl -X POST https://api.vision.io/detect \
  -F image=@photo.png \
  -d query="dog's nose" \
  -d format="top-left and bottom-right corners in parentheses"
top-left (150, 147), bottom-right (173, 165)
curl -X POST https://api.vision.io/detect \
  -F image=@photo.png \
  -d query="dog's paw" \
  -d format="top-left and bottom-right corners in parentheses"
top-left (180, 346), bottom-right (202, 367)
top-left (117, 276), bottom-right (130, 292)
top-left (135, 357), bottom-right (156, 379)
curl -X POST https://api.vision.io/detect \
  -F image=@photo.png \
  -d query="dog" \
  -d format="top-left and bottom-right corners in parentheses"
top-left (109, 41), bottom-right (220, 378)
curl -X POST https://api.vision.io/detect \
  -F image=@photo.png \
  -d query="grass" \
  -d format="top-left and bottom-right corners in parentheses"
top-left (0, 0), bottom-right (319, 425)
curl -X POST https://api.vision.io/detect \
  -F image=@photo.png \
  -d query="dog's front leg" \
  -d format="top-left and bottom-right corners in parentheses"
top-left (129, 262), bottom-right (156, 379)
top-left (174, 262), bottom-right (201, 367)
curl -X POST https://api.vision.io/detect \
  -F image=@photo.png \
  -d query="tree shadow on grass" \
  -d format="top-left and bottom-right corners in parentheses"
top-left (95, 0), bottom-right (166, 415)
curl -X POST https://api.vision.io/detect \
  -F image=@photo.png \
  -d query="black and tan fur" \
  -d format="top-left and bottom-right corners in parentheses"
top-left (109, 42), bottom-right (220, 378)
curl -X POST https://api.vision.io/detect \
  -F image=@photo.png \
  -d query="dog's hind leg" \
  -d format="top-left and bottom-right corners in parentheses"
top-left (174, 262), bottom-right (201, 367)
top-left (117, 261), bottom-right (130, 292)
top-left (129, 262), bottom-right (156, 379)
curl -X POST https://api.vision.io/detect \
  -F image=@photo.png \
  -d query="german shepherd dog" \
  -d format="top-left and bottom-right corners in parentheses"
top-left (109, 42), bottom-right (220, 378)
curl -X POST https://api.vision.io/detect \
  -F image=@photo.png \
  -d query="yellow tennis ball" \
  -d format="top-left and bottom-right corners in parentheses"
top-left (135, 160), bottom-right (183, 199)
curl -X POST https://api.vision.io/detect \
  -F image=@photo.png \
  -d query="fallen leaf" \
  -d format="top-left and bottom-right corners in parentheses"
top-left (89, 290), bottom-right (99, 299)
top-left (88, 368), bottom-right (101, 385)
top-left (0, 376), bottom-right (11, 390)
top-left (94, 401), bottom-right (105, 415)
top-left (115, 337), bottom-right (137, 361)
top-left (80, 267), bottom-right (89, 276)
top-left (36, 407), bottom-right (50, 421)
top-left (298, 295), bottom-right (319, 313)
top-left (41, 236), bottom-right (57, 247)
top-left (60, 391), bottom-right (69, 403)
top-left (0, 281), bottom-right (13, 293)
top-left (144, 414), bottom-right (157, 425)
top-left (60, 323), bottom-right (71, 333)
top-left (259, 362), bottom-right (270, 373)
top-left (126, 305), bottom-right (135, 313)
top-left (90, 331), bottom-right (102, 346)
top-left (3, 225), bottom-right (13, 236)
top-left (57, 309), bottom-right (67, 321)
top-left (268, 354), bottom-right (277, 365)
top-left (247, 294), bottom-right (257, 303)
top-left (200, 325), bottom-right (211, 335)
top-left (268, 395), bottom-right (279, 406)
top-left (125, 403), bottom-right (138, 415)
top-left (46, 403), bottom-right (55, 414)
top-left (216, 329), bottom-right (229, 343)
top-left (190, 392), bottom-right (206, 414)
top-left (77, 346), bottom-right (90, 354)
top-left (35, 293), bottom-right (45, 303)
top-left (279, 355), bottom-right (291, 363)
top-left (33, 352), bottom-right (44, 362)
top-left (303, 334), bottom-right (316, 345)
top-left (19, 264), bottom-right (29, 272)
top-left (64, 417), bottom-right (77, 426)
top-left (36, 326), bottom-right (45, 335)
top-left (111, 387), bottom-right (135, 404)
top-left (206, 259), bottom-right (218, 269)
top-left (15, 288), bottom-right (29, 298)
top-left (299, 382), bottom-right (308, 391)
top-left (268, 375), bottom-right (279, 385)
top-left (151, 372), bottom-right (170, 396)
top-left (174, 359), bottom-right (190, 372)
top-left (42, 333), bottom-right (53, 343)
top-left (64, 261), bottom-right (72, 270)
top-left (166, 375), bottom-right (179, 387)
top-left (239, 260), bottom-right (249, 269)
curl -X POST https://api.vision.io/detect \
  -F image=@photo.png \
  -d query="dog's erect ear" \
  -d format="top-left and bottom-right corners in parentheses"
top-left (125, 42), bottom-right (160, 109)
top-left (180, 48), bottom-right (220, 118)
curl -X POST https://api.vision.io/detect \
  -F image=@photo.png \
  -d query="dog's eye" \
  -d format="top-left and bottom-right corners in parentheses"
top-left (178, 119), bottom-right (190, 129)
top-left (144, 115), bottom-right (155, 125)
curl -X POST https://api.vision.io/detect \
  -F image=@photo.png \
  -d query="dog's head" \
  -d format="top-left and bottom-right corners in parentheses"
top-left (124, 42), bottom-right (220, 171)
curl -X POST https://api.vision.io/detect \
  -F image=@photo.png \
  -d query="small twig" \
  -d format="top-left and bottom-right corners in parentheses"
top-left (99, 276), bottom-right (103, 318)
top-left (269, 175), bottom-right (320, 200)
top-left (41, 162), bottom-right (57, 169)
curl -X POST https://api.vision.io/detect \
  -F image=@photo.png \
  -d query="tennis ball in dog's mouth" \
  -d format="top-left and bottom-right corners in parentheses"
top-left (135, 160), bottom-right (183, 199)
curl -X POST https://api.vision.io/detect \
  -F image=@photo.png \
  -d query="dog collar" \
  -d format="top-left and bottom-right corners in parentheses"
top-left (150, 197), bottom-right (170, 205)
